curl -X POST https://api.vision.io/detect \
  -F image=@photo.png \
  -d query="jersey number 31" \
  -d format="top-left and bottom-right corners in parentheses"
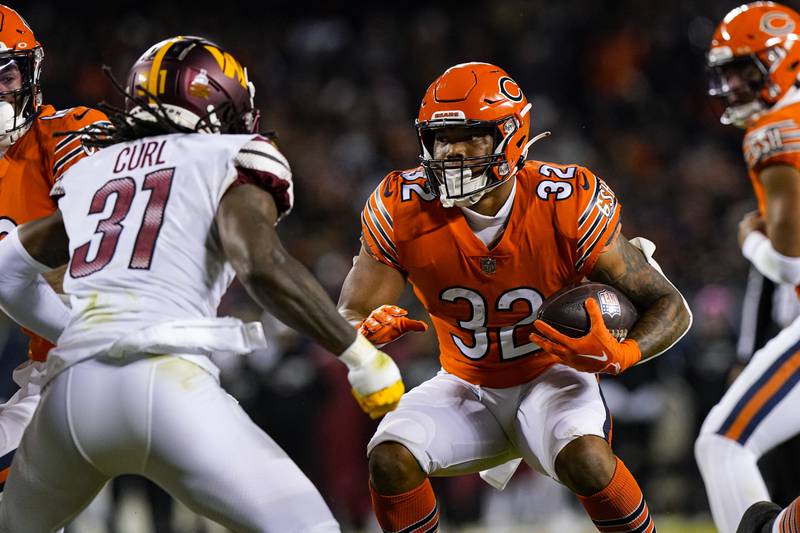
top-left (70, 168), bottom-right (174, 278)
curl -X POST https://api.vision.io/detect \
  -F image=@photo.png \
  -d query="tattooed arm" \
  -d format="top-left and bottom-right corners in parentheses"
top-left (588, 234), bottom-right (691, 361)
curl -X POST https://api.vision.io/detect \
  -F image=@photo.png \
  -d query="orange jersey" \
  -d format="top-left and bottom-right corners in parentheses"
top-left (743, 101), bottom-right (800, 216)
top-left (0, 104), bottom-right (109, 360)
top-left (361, 160), bottom-right (622, 388)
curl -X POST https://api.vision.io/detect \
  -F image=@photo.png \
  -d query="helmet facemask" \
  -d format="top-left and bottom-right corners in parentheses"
top-left (0, 48), bottom-right (42, 149)
top-left (417, 117), bottom-right (518, 208)
top-left (708, 46), bottom-right (789, 127)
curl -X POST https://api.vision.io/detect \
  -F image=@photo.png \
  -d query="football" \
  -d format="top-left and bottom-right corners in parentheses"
top-left (536, 283), bottom-right (638, 340)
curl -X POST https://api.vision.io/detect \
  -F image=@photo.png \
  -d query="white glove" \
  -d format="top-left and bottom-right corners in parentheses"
top-left (340, 334), bottom-right (405, 419)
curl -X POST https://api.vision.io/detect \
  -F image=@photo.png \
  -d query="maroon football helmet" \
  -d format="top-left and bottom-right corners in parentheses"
top-left (126, 36), bottom-right (258, 134)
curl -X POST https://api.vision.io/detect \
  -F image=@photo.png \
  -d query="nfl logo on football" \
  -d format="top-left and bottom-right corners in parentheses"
top-left (597, 290), bottom-right (621, 318)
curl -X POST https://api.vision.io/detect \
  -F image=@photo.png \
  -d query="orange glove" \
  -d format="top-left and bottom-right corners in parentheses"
top-left (529, 298), bottom-right (641, 375)
top-left (358, 305), bottom-right (428, 348)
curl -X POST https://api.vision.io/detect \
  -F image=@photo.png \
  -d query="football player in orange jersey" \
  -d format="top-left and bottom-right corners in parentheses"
top-left (696, 3), bottom-right (800, 533)
top-left (0, 4), bottom-right (108, 491)
top-left (338, 62), bottom-right (692, 533)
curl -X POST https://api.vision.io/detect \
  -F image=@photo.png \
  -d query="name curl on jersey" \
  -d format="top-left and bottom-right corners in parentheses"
top-left (113, 139), bottom-right (167, 174)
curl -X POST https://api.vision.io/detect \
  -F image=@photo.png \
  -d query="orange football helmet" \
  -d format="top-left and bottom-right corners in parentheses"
top-left (416, 62), bottom-right (535, 207)
top-left (0, 5), bottom-right (42, 148)
top-left (708, 1), bottom-right (800, 127)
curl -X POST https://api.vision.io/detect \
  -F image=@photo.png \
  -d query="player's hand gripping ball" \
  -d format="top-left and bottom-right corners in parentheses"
top-left (530, 283), bottom-right (640, 375)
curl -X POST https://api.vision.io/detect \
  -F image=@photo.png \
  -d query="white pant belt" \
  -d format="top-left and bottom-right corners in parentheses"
top-left (108, 317), bottom-right (267, 359)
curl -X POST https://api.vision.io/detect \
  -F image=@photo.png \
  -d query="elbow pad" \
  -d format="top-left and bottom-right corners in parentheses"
top-left (742, 232), bottom-right (800, 286)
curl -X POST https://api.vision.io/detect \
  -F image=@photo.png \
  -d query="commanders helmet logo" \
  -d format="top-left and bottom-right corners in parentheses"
top-left (188, 69), bottom-right (211, 99)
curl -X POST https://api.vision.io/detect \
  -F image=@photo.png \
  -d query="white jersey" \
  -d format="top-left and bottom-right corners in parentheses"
top-left (48, 133), bottom-right (293, 378)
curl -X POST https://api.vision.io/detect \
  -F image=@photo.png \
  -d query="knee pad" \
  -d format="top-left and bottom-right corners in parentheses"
top-left (368, 414), bottom-right (436, 474)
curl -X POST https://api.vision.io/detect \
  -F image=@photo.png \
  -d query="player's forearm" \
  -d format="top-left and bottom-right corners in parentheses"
top-left (590, 236), bottom-right (691, 362)
top-left (239, 248), bottom-right (357, 355)
top-left (338, 306), bottom-right (367, 328)
top-left (742, 232), bottom-right (800, 285)
top-left (336, 249), bottom-right (408, 328)
top-left (628, 292), bottom-right (690, 361)
top-left (0, 229), bottom-right (70, 343)
top-left (337, 292), bottom-right (375, 328)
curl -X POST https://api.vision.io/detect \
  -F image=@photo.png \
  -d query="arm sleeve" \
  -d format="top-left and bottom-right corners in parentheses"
top-left (742, 231), bottom-right (800, 285)
top-left (556, 168), bottom-right (622, 276)
top-left (228, 137), bottom-right (294, 223)
top-left (360, 175), bottom-right (404, 272)
top-left (51, 108), bottom-right (112, 182)
top-left (0, 229), bottom-right (71, 343)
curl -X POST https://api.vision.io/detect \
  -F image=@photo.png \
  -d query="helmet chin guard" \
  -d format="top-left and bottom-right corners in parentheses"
top-left (0, 101), bottom-right (29, 152)
top-left (439, 167), bottom-right (489, 207)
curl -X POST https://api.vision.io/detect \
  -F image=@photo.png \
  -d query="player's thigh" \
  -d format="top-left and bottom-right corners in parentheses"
top-left (144, 357), bottom-right (339, 533)
top-left (0, 366), bottom-right (108, 533)
top-left (513, 364), bottom-right (610, 480)
top-left (367, 371), bottom-right (517, 476)
top-left (701, 318), bottom-right (800, 455)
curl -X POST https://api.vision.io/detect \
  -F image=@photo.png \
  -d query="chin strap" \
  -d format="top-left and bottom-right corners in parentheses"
top-left (521, 130), bottom-right (551, 159)
top-left (721, 100), bottom-right (766, 128)
top-left (439, 184), bottom-right (487, 208)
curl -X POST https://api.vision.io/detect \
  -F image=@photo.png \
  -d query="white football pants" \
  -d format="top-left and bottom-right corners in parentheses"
top-left (0, 355), bottom-right (340, 533)
top-left (368, 364), bottom-right (611, 481)
top-left (696, 314), bottom-right (800, 533)
top-left (0, 360), bottom-right (44, 489)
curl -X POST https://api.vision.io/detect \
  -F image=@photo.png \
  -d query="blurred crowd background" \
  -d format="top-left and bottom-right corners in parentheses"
top-left (2, 0), bottom-right (798, 531)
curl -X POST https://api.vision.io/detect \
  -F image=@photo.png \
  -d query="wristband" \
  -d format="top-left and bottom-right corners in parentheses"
top-left (339, 333), bottom-right (377, 369)
top-left (742, 231), bottom-right (800, 285)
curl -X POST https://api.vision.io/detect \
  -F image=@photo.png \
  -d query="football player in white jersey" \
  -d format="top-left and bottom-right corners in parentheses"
top-left (0, 36), bottom-right (405, 533)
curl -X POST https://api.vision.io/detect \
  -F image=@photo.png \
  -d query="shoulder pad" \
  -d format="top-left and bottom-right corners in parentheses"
top-left (234, 136), bottom-right (291, 180)
top-left (744, 116), bottom-right (800, 170)
top-left (524, 160), bottom-right (587, 202)
top-left (39, 106), bottom-right (109, 128)
top-left (388, 166), bottom-right (437, 203)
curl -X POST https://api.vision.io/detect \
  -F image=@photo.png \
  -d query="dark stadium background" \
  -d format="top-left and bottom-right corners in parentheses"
top-left (1, 1), bottom-right (796, 531)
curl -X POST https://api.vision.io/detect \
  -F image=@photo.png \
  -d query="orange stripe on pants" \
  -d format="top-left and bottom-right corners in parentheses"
top-left (725, 350), bottom-right (800, 441)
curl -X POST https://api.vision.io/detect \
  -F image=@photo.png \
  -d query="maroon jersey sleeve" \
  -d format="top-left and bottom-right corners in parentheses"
top-left (230, 136), bottom-right (294, 222)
